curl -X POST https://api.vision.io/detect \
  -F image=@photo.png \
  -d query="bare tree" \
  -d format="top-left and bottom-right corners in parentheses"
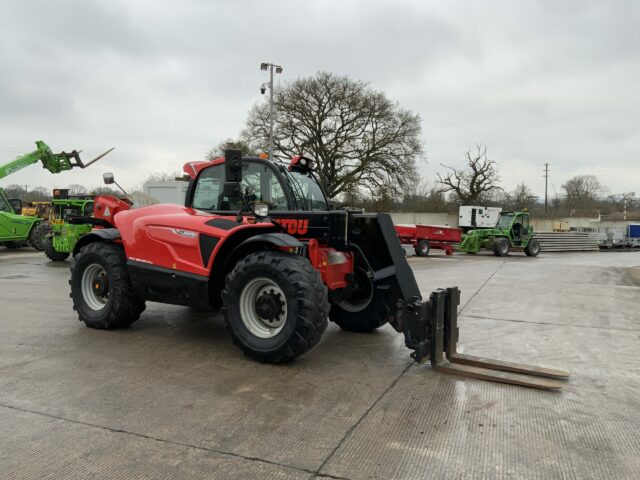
top-left (206, 138), bottom-right (260, 160)
top-left (607, 191), bottom-right (636, 211)
top-left (562, 175), bottom-right (606, 210)
top-left (1, 185), bottom-right (51, 202)
top-left (143, 171), bottom-right (183, 183)
top-left (402, 179), bottom-right (448, 212)
top-left (437, 145), bottom-right (501, 204)
top-left (3, 184), bottom-right (27, 200)
top-left (507, 182), bottom-right (538, 211)
top-left (243, 71), bottom-right (423, 199)
top-left (68, 184), bottom-right (87, 196)
top-left (90, 186), bottom-right (121, 196)
top-left (29, 186), bottom-right (50, 202)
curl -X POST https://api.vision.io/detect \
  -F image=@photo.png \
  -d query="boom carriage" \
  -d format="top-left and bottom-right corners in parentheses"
top-left (70, 150), bottom-right (567, 389)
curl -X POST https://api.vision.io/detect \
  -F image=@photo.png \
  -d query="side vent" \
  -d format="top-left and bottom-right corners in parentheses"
top-left (199, 234), bottom-right (219, 267)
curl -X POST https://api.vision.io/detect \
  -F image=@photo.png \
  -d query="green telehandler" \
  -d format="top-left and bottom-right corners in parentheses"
top-left (0, 141), bottom-right (112, 251)
top-left (457, 210), bottom-right (541, 256)
top-left (41, 189), bottom-right (95, 261)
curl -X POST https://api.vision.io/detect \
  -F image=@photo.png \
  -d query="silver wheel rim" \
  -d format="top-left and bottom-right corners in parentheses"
top-left (81, 264), bottom-right (109, 311)
top-left (239, 277), bottom-right (288, 339)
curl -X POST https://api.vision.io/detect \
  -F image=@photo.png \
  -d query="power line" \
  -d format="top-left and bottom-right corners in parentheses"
top-left (543, 163), bottom-right (549, 217)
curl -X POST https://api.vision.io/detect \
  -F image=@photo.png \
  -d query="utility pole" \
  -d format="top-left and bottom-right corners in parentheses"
top-left (543, 163), bottom-right (549, 217)
top-left (260, 62), bottom-right (283, 159)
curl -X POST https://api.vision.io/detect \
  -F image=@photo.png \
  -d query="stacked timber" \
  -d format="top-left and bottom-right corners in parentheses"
top-left (534, 232), bottom-right (599, 252)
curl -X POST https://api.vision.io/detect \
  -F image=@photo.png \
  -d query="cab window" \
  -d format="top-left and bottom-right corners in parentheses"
top-left (192, 162), bottom-right (289, 211)
top-left (0, 195), bottom-right (12, 213)
top-left (192, 164), bottom-right (225, 210)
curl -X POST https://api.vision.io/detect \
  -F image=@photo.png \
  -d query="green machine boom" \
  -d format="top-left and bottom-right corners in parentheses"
top-left (0, 141), bottom-right (113, 250)
top-left (457, 211), bottom-right (541, 257)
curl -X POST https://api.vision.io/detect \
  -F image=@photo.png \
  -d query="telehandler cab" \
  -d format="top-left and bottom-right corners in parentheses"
top-left (70, 151), bottom-right (568, 389)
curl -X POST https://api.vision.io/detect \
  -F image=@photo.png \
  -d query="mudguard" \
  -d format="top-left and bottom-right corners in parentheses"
top-left (73, 228), bottom-right (121, 256)
top-left (238, 232), bottom-right (302, 249)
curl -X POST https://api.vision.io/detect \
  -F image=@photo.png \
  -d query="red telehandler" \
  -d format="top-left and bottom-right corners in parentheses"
top-left (69, 151), bottom-right (568, 389)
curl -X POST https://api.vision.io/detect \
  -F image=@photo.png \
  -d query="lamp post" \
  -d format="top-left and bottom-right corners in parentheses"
top-left (260, 62), bottom-right (283, 159)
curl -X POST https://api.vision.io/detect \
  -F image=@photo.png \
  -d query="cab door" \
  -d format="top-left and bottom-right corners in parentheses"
top-left (511, 213), bottom-right (527, 243)
top-left (0, 194), bottom-right (33, 240)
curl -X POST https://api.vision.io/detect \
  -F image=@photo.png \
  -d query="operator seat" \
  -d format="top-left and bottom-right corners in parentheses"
top-left (512, 222), bottom-right (522, 241)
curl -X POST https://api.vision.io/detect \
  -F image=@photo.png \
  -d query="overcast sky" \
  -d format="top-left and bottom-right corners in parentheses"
top-left (0, 0), bottom-right (638, 198)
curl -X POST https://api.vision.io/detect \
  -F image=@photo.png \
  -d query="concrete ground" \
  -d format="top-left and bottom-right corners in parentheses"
top-left (1, 247), bottom-right (639, 480)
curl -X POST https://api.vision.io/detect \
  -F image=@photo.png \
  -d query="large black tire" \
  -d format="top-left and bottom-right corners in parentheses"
top-left (525, 237), bottom-right (541, 257)
top-left (493, 237), bottom-right (510, 257)
top-left (222, 251), bottom-right (329, 363)
top-left (43, 236), bottom-right (70, 261)
top-left (70, 242), bottom-right (145, 329)
top-left (414, 239), bottom-right (430, 257)
top-left (330, 267), bottom-right (393, 333)
top-left (29, 222), bottom-right (50, 251)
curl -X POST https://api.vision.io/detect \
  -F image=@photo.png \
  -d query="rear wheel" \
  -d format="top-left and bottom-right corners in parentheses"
top-left (330, 267), bottom-right (393, 333)
top-left (493, 237), bottom-right (510, 257)
top-left (525, 237), bottom-right (541, 257)
top-left (29, 222), bottom-right (50, 251)
top-left (414, 239), bottom-right (430, 257)
top-left (70, 242), bottom-right (145, 329)
top-left (44, 236), bottom-right (70, 261)
top-left (222, 251), bottom-right (329, 363)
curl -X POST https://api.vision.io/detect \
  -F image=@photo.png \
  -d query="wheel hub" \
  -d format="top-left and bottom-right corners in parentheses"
top-left (92, 276), bottom-right (108, 297)
top-left (81, 264), bottom-right (110, 311)
top-left (338, 267), bottom-right (373, 313)
top-left (238, 277), bottom-right (288, 338)
top-left (255, 291), bottom-right (283, 322)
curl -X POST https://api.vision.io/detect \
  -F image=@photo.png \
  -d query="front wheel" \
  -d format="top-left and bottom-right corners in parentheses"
top-left (525, 237), bottom-right (541, 257)
top-left (44, 237), bottom-right (70, 261)
top-left (70, 242), bottom-right (145, 329)
top-left (29, 222), bottom-right (50, 251)
top-left (330, 267), bottom-right (393, 333)
top-left (493, 237), bottom-right (510, 257)
top-left (222, 251), bottom-right (329, 363)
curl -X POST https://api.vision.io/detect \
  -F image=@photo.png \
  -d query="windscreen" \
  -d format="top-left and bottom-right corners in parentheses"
top-left (496, 214), bottom-right (514, 229)
top-left (285, 170), bottom-right (328, 211)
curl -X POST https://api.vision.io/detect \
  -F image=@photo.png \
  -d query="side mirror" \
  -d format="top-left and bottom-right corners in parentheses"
top-left (102, 172), bottom-right (128, 196)
top-left (8, 198), bottom-right (23, 215)
top-left (223, 149), bottom-right (243, 202)
top-left (224, 149), bottom-right (243, 183)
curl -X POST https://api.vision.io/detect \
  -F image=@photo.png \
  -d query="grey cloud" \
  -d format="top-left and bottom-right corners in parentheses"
top-left (0, 0), bottom-right (638, 195)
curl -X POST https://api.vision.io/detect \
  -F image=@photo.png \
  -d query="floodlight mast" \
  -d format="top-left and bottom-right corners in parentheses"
top-left (259, 62), bottom-right (283, 160)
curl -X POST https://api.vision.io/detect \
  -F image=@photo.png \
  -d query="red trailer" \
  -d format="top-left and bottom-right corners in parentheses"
top-left (395, 224), bottom-right (462, 256)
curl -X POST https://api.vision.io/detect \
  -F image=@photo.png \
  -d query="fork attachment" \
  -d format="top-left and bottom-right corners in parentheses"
top-left (403, 287), bottom-right (569, 390)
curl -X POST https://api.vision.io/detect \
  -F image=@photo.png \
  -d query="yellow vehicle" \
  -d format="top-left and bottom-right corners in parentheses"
top-left (21, 202), bottom-right (52, 219)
